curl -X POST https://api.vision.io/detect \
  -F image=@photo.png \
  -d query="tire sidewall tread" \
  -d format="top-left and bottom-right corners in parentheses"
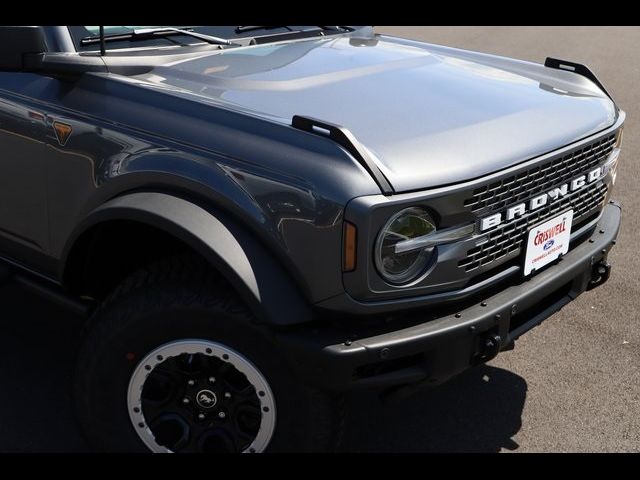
top-left (74, 254), bottom-right (343, 452)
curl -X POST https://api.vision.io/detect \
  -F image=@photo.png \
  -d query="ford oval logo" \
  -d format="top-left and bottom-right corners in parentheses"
top-left (543, 239), bottom-right (555, 251)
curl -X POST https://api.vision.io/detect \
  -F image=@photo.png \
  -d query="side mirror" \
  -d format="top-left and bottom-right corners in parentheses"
top-left (0, 26), bottom-right (47, 71)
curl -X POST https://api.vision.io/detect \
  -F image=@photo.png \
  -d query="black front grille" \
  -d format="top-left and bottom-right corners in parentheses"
top-left (459, 182), bottom-right (607, 272)
top-left (458, 132), bottom-right (617, 273)
top-left (463, 134), bottom-right (616, 213)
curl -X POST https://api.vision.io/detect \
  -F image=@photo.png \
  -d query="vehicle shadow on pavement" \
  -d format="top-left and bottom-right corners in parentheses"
top-left (0, 282), bottom-right (89, 452)
top-left (341, 365), bottom-right (527, 452)
top-left (1, 280), bottom-right (525, 453)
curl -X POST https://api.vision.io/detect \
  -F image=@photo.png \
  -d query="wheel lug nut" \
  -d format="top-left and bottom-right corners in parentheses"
top-left (187, 380), bottom-right (195, 386)
top-left (208, 376), bottom-right (216, 384)
top-left (182, 397), bottom-right (190, 405)
top-left (218, 411), bottom-right (226, 419)
top-left (198, 413), bottom-right (205, 420)
top-left (224, 392), bottom-right (231, 399)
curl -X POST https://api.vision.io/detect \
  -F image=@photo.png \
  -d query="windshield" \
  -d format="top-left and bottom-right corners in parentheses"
top-left (67, 26), bottom-right (355, 52)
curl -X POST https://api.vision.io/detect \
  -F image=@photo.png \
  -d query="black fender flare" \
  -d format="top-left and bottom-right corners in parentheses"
top-left (61, 192), bottom-right (313, 326)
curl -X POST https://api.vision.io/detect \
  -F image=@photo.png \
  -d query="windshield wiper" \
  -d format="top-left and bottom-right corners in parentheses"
top-left (81, 27), bottom-right (235, 47)
top-left (235, 26), bottom-right (352, 34)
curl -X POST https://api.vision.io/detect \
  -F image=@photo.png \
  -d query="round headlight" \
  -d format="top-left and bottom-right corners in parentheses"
top-left (375, 207), bottom-right (437, 285)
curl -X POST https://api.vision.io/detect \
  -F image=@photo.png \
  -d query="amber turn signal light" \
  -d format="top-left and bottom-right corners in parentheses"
top-left (343, 221), bottom-right (357, 272)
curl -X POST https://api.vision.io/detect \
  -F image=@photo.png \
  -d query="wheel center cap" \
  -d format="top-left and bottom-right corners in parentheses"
top-left (195, 389), bottom-right (217, 409)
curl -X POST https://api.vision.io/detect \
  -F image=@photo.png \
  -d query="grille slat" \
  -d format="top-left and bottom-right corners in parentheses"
top-left (460, 183), bottom-right (608, 272)
top-left (459, 133), bottom-right (616, 273)
top-left (464, 135), bottom-right (615, 213)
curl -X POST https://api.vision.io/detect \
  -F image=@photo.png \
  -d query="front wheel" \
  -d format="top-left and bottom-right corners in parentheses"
top-left (74, 255), bottom-right (344, 453)
top-left (127, 339), bottom-right (277, 453)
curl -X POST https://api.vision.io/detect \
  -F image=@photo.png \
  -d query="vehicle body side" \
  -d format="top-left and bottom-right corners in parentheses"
top-left (0, 67), bottom-right (379, 325)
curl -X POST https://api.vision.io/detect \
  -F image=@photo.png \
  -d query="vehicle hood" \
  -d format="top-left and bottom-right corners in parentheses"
top-left (131, 32), bottom-right (617, 192)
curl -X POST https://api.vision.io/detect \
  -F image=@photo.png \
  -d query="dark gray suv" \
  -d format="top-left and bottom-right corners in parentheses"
top-left (0, 25), bottom-right (624, 452)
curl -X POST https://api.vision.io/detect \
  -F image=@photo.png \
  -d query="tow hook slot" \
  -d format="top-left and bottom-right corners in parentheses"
top-left (473, 333), bottom-right (501, 364)
top-left (587, 260), bottom-right (611, 290)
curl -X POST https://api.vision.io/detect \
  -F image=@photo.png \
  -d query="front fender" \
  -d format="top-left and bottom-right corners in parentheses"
top-left (61, 192), bottom-right (314, 326)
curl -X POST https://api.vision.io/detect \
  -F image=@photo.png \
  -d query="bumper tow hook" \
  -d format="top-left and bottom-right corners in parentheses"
top-left (474, 333), bottom-right (502, 364)
top-left (587, 261), bottom-right (611, 290)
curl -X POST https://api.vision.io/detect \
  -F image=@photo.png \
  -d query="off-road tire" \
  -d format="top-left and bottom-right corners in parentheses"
top-left (74, 254), bottom-right (345, 452)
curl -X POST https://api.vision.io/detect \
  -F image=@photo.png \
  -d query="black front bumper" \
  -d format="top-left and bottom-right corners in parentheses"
top-left (277, 203), bottom-right (622, 392)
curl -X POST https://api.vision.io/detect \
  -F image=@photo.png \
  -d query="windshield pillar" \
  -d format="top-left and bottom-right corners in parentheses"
top-left (42, 26), bottom-right (76, 53)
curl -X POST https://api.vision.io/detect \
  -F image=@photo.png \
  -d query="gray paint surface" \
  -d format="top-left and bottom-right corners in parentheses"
top-left (133, 33), bottom-right (616, 191)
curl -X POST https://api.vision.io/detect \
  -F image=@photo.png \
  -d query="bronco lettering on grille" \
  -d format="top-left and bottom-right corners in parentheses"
top-left (479, 166), bottom-right (603, 232)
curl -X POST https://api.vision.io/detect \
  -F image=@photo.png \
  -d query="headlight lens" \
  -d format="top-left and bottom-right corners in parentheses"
top-left (375, 207), bottom-right (437, 284)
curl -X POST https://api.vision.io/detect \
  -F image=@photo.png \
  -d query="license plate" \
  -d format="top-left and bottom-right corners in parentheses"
top-left (523, 210), bottom-right (573, 276)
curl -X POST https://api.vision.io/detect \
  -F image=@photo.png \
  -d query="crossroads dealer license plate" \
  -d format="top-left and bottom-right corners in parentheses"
top-left (523, 210), bottom-right (573, 276)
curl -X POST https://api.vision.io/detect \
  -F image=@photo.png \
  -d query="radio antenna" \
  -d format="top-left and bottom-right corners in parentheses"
top-left (99, 26), bottom-right (106, 55)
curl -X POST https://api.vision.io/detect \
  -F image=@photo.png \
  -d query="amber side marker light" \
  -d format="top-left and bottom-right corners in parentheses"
top-left (343, 221), bottom-right (357, 272)
top-left (53, 121), bottom-right (73, 147)
top-left (615, 128), bottom-right (624, 148)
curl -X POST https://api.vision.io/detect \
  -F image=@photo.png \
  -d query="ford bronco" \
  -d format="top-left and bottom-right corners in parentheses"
top-left (0, 26), bottom-right (624, 452)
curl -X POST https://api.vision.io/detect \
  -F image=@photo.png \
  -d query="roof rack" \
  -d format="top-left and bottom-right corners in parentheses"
top-left (292, 115), bottom-right (393, 194)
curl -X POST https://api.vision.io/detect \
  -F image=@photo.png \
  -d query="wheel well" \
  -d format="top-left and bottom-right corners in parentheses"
top-left (63, 220), bottom-right (213, 300)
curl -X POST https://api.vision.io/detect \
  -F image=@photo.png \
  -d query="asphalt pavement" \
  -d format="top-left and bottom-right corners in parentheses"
top-left (0, 26), bottom-right (638, 452)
